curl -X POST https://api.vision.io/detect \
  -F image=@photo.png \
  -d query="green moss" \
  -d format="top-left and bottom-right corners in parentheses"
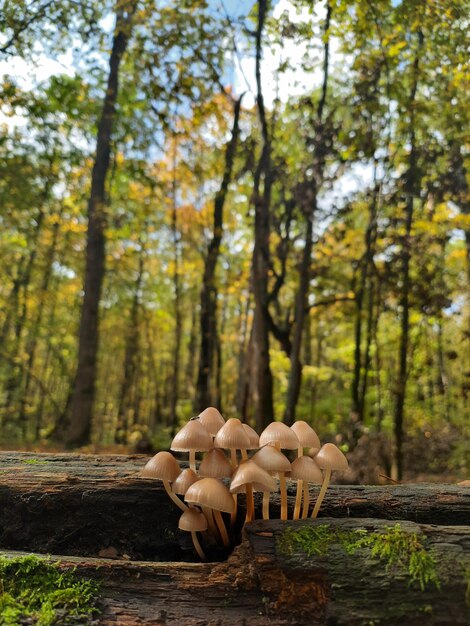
top-left (0, 555), bottom-right (101, 625)
top-left (21, 459), bottom-right (48, 465)
top-left (278, 523), bottom-right (440, 592)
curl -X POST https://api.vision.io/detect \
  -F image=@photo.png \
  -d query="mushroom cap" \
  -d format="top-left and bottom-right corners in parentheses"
top-left (214, 417), bottom-right (250, 450)
top-left (199, 449), bottom-right (232, 479)
top-left (185, 477), bottom-right (235, 513)
top-left (251, 444), bottom-right (291, 475)
top-left (290, 456), bottom-right (323, 483)
top-left (171, 420), bottom-right (213, 452)
top-left (315, 443), bottom-right (349, 471)
top-left (197, 407), bottom-right (225, 436)
top-left (173, 468), bottom-right (199, 495)
top-left (230, 460), bottom-right (276, 493)
top-left (290, 421), bottom-right (321, 450)
top-left (141, 451), bottom-right (180, 482)
top-left (242, 423), bottom-right (260, 449)
top-left (178, 508), bottom-right (208, 533)
top-left (259, 421), bottom-right (299, 449)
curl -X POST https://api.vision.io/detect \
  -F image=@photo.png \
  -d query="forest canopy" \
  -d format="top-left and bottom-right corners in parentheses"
top-left (0, 0), bottom-right (468, 481)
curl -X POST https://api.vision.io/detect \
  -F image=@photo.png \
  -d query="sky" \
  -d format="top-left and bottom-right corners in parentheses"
top-left (0, 0), bottom-right (373, 202)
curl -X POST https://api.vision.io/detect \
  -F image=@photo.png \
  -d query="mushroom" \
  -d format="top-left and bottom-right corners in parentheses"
top-left (230, 460), bottom-right (275, 522)
top-left (198, 449), bottom-right (232, 479)
top-left (197, 407), bottom-right (225, 437)
top-left (141, 451), bottom-right (186, 512)
top-left (214, 418), bottom-right (250, 466)
top-left (311, 443), bottom-right (349, 519)
top-left (258, 423), bottom-right (298, 520)
top-left (214, 418), bottom-right (251, 527)
top-left (251, 444), bottom-right (291, 520)
top-left (290, 421), bottom-right (321, 519)
top-left (242, 423), bottom-right (260, 450)
top-left (185, 477), bottom-right (235, 547)
top-left (173, 469), bottom-right (217, 539)
top-left (171, 419), bottom-right (213, 471)
top-left (178, 507), bottom-right (208, 561)
top-left (290, 455), bottom-right (323, 519)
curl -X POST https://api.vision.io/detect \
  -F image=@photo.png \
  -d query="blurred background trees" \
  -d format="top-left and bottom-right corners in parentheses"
top-left (0, 0), bottom-right (468, 481)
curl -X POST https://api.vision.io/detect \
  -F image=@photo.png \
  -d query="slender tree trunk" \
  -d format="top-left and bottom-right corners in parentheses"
top-left (284, 210), bottom-right (314, 425)
top-left (116, 247), bottom-right (144, 443)
top-left (284, 2), bottom-right (331, 426)
top-left (57, 1), bottom-right (137, 445)
top-left (393, 31), bottom-right (423, 480)
top-left (170, 136), bottom-right (182, 436)
top-left (185, 303), bottom-right (198, 397)
top-left (195, 95), bottom-right (243, 411)
top-left (19, 205), bottom-right (63, 436)
top-left (250, 0), bottom-right (274, 430)
top-left (351, 177), bottom-right (379, 440)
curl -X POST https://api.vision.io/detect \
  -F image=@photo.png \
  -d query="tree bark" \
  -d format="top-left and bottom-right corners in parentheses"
top-left (195, 96), bottom-right (243, 411)
top-left (58, 1), bottom-right (137, 446)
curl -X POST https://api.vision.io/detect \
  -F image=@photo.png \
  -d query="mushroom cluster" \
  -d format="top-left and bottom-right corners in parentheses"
top-left (140, 407), bottom-right (348, 560)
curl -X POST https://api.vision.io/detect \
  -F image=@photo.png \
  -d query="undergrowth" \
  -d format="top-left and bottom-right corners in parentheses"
top-left (0, 555), bottom-right (101, 625)
top-left (278, 523), bottom-right (440, 591)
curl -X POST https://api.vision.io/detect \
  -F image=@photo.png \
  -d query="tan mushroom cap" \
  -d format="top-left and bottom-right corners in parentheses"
top-left (178, 508), bottom-right (208, 533)
top-left (315, 443), bottom-right (349, 471)
top-left (230, 460), bottom-right (276, 493)
top-left (185, 477), bottom-right (235, 513)
top-left (198, 407), bottom-right (225, 436)
top-left (199, 449), bottom-right (232, 479)
top-left (173, 468), bottom-right (199, 495)
top-left (214, 417), bottom-right (250, 450)
top-left (171, 419), bottom-right (213, 452)
top-left (290, 421), bottom-right (321, 451)
top-left (251, 444), bottom-right (291, 475)
top-left (259, 421), bottom-right (299, 449)
top-left (290, 456), bottom-right (323, 483)
top-left (141, 451), bottom-right (180, 482)
top-left (242, 423), bottom-right (260, 449)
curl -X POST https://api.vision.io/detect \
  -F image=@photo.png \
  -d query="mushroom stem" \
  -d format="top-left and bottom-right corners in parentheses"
top-left (191, 531), bottom-right (207, 561)
top-left (189, 449), bottom-right (196, 472)
top-left (214, 510), bottom-right (230, 547)
top-left (293, 479), bottom-right (303, 520)
top-left (301, 481), bottom-right (309, 519)
top-left (280, 472), bottom-right (288, 520)
top-left (241, 448), bottom-right (248, 461)
top-left (245, 484), bottom-right (254, 522)
top-left (311, 468), bottom-right (332, 519)
top-left (202, 505), bottom-right (219, 540)
top-left (293, 444), bottom-right (304, 520)
top-left (230, 448), bottom-right (238, 468)
top-left (262, 491), bottom-right (270, 520)
top-left (163, 479), bottom-right (187, 512)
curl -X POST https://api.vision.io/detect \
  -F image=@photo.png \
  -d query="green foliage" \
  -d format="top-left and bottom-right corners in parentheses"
top-left (278, 523), bottom-right (440, 591)
top-left (0, 555), bottom-right (101, 625)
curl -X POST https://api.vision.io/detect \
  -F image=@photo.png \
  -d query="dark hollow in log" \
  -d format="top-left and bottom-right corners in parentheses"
top-left (0, 452), bottom-right (469, 560)
top-left (1, 518), bottom-right (469, 625)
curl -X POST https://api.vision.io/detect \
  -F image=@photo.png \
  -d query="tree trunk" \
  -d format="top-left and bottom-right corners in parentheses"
top-left (18, 205), bottom-right (63, 435)
top-left (250, 0), bottom-right (274, 431)
top-left (116, 247), bottom-right (145, 443)
top-left (393, 31), bottom-right (423, 480)
top-left (58, 1), bottom-right (137, 446)
top-left (195, 95), bottom-right (243, 411)
top-left (284, 3), bottom-right (331, 426)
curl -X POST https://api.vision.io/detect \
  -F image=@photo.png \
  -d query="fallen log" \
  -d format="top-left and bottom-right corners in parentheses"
top-left (1, 518), bottom-right (469, 625)
top-left (0, 452), bottom-right (468, 560)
